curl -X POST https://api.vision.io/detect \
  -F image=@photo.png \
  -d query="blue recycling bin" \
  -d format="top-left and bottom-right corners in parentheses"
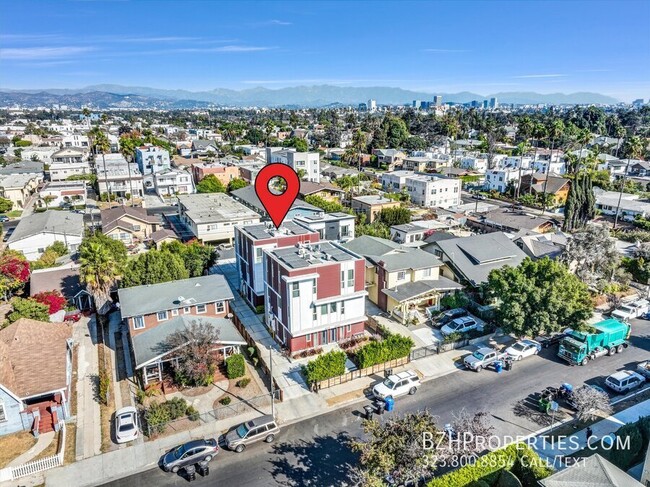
top-left (494, 361), bottom-right (503, 373)
top-left (385, 396), bottom-right (395, 412)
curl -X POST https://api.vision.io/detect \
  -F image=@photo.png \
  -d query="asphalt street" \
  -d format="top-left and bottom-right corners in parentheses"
top-left (103, 319), bottom-right (650, 487)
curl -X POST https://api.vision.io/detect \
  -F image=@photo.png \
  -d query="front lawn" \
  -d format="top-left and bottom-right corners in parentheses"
top-left (0, 431), bottom-right (37, 468)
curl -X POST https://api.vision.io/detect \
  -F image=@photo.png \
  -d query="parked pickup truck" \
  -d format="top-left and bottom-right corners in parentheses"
top-left (637, 360), bottom-right (650, 379)
top-left (611, 299), bottom-right (650, 321)
top-left (464, 347), bottom-right (507, 372)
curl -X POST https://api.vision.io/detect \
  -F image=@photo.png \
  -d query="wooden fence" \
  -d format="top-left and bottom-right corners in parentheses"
top-left (314, 356), bottom-right (410, 390)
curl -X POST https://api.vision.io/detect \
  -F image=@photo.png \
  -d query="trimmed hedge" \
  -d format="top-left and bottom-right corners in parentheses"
top-left (226, 353), bottom-right (246, 379)
top-left (427, 443), bottom-right (551, 487)
top-left (303, 350), bottom-right (347, 385)
top-left (355, 333), bottom-right (414, 369)
top-left (609, 415), bottom-right (650, 471)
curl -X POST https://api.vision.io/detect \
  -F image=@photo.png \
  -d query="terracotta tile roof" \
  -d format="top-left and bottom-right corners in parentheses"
top-left (0, 319), bottom-right (72, 398)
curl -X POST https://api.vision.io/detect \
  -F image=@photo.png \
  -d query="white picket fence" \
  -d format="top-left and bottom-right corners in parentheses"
top-left (0, 422), bottom-right (66, 481)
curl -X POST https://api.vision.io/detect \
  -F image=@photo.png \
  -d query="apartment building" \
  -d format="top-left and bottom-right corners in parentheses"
top-left (351, 195), bottom-right (401, 223)
top-left (153, 169), bottom-right (195, 196)
top-left (135, 144), bottom-right (171, 174)
top-left (96, 162), bottom-right (144, 198)
top-left (381, 170), bottom-right (414, 192)
top-left (264, 241), bottom-right (367, 352)
top-left (235, 222), bottom-right (320, 308)
top-left (191, 162), bottom-right (239, 185)
top-left (293, 212), bottom-right (355, 242)
top-left (405, 174), bottom-right (461, 208)
top-left (266, 148), bottom-right (320, 183)
top-left (178, 193), bottom-right (260, 243)
top-left (485, 169), bottom-right (533, 193)
top-left (49, 148), bottom-right (91, 181)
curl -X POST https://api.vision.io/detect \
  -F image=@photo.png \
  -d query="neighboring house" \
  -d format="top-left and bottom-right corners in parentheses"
top-left (153, 169), bottom-right (195, 196)
top-left (0, 319), bottom-right (73, 437)
top-left (540, 453), bottom-right (643, 487)
top-left (0, 173), bottom-right (42, 210)
top-left (485, 169), bottom-right (533, 193)
top-left (298, 181), bottom-right (345, 202)
top-left (7, 210), bottom-right (84, 260)
top-left (38, 180), bottom-right (87, 208)
top-left (264, 241), bottom-right (367, 352)
top-left (235, 222), bottom-right (320, 308)
top-left (135, 144), bottom-right (171, 174)
top-left (532, 158), bottom-right (566, 175)
top-left (190, 140), bottom-right (219, 157)
top-left (150, 229), bottom-right (180, 249)
top-left (49, 148), bottom-right (90, 182)
top-left (101, 206), bottom-right (160, 244)
top-left (61, 134), bottom-right (89, 148)
top-left (177, 193), bottom-right (260, 243)
top-left (266, 148), bottom-right (320, 183)
top-left (467, 208), bottom-right (558, 234)
top-left (230, 185), bottom-right (322, 221)
top-left (294, 212), bottom-right (355, 242)
top-left (404, 173), bottom-right (462, 208)
top-left (402, 156), bottom-right (450, 172)
top-left (29, 264), bottom-right (94, 310)
top-left (460, 156), bottom-right (488, 172)
top-left (343, 235), bottom-right (461, 324)
top-left (519, 173), bottom-right (571, 204)
top-left (629, 160), bottom-right (650, 178)
top-left (390, 223), bottom-right (427, 246)
top-left (96, 162), bottom-right (144, 199)
top-left (373, 149), bottom-right (406, 169)
top-left (513, 231), bottom-right (568, 260)
top-left (425, 232), bottom-right (527, 287)
top-left (118, 274), bottom-right (243, 386)
top-left (594, 189), bottom-right (650, 222)
top-left (381, 170), bottom-right (413, 192)
top-left (191, 162), bottom-right (239, 185)
top-left (351, 195), bottom-right (401, 223)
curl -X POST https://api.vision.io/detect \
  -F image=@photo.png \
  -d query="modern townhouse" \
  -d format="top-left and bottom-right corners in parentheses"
top-left (96, 162), bottom-right (144, 199)
top-left (343, 236), bottom-right (462, 324)
top-left (177, 193), bottom-right (260, 243)
top-left (263, 241), bottom-right (367, 352)
top-left (266, 148), bottom-right (320, 183)
top-left (235, 222), bottom-right (320, 308)
top-left (293, 211), bottom-right (355, 242)
top-left (135, 144), bottom-right (171, 174)
top-left (117, 274), bottom-right (245, 386)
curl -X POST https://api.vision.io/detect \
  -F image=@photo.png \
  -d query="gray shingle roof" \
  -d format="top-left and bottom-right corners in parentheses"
top-left (540, 453), bottom-right (642, 487)
top-left (382, 277), bottom-right (462, 302)
top-left (432, 232), bottom-right (527, 286)
top-left (131, 315), bottom-right (246, 369)
top-left (7, 210), bottom-right (84, 244)
top-left (118, 274), bottom-right (234, 318)
top-left (342, 235), bottom-right (402, 257)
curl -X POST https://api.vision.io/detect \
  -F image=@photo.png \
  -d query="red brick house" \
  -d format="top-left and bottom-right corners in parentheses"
top-left (264, 242), bottom-right (367, 352)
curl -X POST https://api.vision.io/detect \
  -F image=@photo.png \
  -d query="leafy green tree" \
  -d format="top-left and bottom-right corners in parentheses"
top-left (484, 258), bottom-right (592, 337)
top-left (227, 178), bottom-right (248, 192)
top-left (0, 197), bottom-right (12, 213)
top-left (121, 249), bottom-right (189, 287)
top-left (7, 297), bottom-right (50, 323)
top-left (283, 137), bottom-right (308, 152)
top-left (563, 172), bottom-right (596, 231)
top-left (160, 240), bottom-right (215, 277)
top-left (166, 320), bottom-right (221, 387)
top-left (196, 174), bottom-right (226, 193)
top-left (378, 206), bottom-right (411, 227)
top-left (304, 194), bottom-right (347, 213)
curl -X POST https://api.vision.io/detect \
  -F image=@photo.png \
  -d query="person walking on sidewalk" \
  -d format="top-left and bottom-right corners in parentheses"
top-left (586, 426), bottom-right (593, 445)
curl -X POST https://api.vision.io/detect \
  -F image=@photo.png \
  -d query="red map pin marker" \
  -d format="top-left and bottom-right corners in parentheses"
top-left (254, 163), bottom-right (300, 228)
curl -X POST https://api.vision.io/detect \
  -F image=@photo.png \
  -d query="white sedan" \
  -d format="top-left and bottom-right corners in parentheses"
top-left (115, 406), bottom-right (139, 444)
top-left (505, 339), bottom-right (541, 361)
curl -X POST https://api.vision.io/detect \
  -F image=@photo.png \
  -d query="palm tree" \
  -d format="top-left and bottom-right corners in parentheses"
top-left (514, 140), bottom-right (531, 199)
top-left (119, 136), bottom-right (136, 207)
top-left (540, 119), bottom-right (564, 215)
top-left (79, 240), bottom-right (122, 313)
top-left (614, 135), bottom-right (645, 229)
top-left (89, 127), bottom-right (112, 204)
top-left (350, 130), bottom-right (367, 195)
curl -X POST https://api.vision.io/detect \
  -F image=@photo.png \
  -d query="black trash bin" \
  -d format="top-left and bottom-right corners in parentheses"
top-left (185, 464), bottom-right (197, 481)
top-left (384, 368), bottom-right (394, 378)
top-left (363, 404), bottom-right (374, 420)
top-left (376, 400), bottom-right (386, 415)
top-left (197, 460), bottom-right (210, 477)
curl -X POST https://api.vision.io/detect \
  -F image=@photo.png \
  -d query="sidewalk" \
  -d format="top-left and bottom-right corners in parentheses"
top-left (532, 397), bottom-right (650, 464)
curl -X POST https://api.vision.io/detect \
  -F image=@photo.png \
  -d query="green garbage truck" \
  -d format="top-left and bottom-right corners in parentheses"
top-left (558, 319), bottom-right (631, 366)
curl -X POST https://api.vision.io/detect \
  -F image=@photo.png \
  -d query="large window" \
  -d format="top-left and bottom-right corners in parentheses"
top-left (157, 311), bottom-right (168, 322)
top-left (196, 304), bottom-right (207, 314)
top-left (330, 302), bottom-right (337, 313)
top-left (341, 301), bottom-right (345, 316)
top-left (397, 271), bottom-right (406, 281)
top-left (255, 248), bottom-right (263, 263)
top-left (347, 269), bottom-right (354, 287)
top-left (133, 316), bottom-right (145, 329)
top-left (291, 282), bottom-right (300, 298)
top-left (321, 305), bottom-right (327, 316)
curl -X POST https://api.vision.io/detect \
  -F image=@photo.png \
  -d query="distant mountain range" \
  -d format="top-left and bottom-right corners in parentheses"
top-left (0, 84), bottom-right (620, 108)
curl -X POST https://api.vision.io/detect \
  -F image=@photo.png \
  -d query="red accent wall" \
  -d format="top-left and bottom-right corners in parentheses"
top-left (315, 264), bottom-right (341, 299)
top-left (354, 260), bottom-right (366, 292)
top-left (287, 321), bottom-right (365, 353)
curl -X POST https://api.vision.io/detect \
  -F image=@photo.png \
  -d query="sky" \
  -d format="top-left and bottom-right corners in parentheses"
top-left (1, 0), bottom-right (649, 101)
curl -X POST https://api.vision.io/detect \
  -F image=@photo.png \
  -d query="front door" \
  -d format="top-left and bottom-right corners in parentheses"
top-left (321, 330), bottom-right (328, 345)
top-left (330, 328), bottom-right (337, 343)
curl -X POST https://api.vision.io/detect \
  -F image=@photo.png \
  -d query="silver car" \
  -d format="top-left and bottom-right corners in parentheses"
top-left (225, 415), bottom-right (280, 453)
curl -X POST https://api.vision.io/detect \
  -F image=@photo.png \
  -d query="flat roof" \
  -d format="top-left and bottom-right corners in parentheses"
top-left (179, 193), bottom-right (260, 223)
top-left (241, 221), bottom-right (314, 240)
top-left (269, 241), bottom-right (358, 269)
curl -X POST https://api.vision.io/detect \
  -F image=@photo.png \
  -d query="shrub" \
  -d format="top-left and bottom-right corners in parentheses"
top-left (145, 401), bottom-right (172, 435)
top-left (219, 396), bottom-right (232, 406)
top-left (237, 377), bottom-right (251, 388)
top-left (354, 333), bottom-right (414, 369)
top-left (135, 388), bottom-right (145, 405)
top-left (303, 350), bottom-right (347, 385)
top-left (186, 406), bottom-right (199, 421)
top-left (440, 291), bottom-right (469, 310)
top-left (255, 305), bottom-right (265, 314)
top-left (48, 241), bottom-right (68, 257)
top-left (226, 354), bottom-right (246, 379)
top-left (443, 332), bottom-right (463, 344)
top-left (166, 397), bottom-right (188, 419)
top-left (98, 366), bottom-right (110, 406)
top-left (610, 422), bottom-right (644, 470)
top-left (32, 290), bottom-right (67, 314)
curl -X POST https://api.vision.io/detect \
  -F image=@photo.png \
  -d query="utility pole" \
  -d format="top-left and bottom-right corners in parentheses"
top-left (613, 156), bottom-right (633, 230)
